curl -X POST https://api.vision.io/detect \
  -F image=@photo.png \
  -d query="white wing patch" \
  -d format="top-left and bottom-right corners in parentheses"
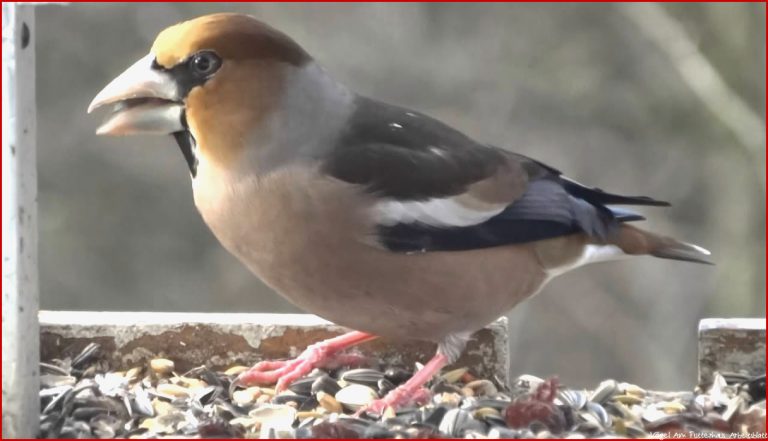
top-left (373, 197), bottom-right (505, 228)
top-left (547, 244), bottom-right (627, 278)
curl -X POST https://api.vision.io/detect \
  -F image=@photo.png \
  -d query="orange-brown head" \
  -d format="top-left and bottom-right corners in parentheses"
top-left (88, 13), bottom-right (312, 174)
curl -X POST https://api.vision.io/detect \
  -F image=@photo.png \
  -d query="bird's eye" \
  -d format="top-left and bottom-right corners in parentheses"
top-left (190, 51), bottom-right (221, 76)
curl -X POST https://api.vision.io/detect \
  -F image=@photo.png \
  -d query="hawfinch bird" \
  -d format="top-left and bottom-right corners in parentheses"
top-left (88, 13), bottom-right (711, 413)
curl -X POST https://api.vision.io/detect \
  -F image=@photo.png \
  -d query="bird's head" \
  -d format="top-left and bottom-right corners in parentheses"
top-left (88, 13), bottom-right (313, 175)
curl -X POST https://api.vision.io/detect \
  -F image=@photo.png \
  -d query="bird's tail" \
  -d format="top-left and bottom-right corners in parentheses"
top-left (608, 224), bottom-right (713, 265)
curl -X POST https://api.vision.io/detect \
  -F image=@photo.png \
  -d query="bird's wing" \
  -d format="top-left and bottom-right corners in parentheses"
top-left (323, 97), bottom-right (667, 253)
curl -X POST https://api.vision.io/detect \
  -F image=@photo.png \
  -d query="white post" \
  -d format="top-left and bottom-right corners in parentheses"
top-left (2, 3), bottom-right (38, 438)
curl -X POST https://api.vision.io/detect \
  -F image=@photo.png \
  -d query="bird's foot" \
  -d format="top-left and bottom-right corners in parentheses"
top-left (234, 331), bottom-right (376, 393)
top-left (356, 352), bottom-right (448, 416)
top-left (356, 385), bottom-right (432, 416)
top-left (237, 347), bottom-right (324, 393)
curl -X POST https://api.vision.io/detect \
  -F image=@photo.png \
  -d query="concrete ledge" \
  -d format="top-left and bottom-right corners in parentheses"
top-left (698, 318), bottom-right (765, 387)
top-left (40, 311), bottom-right (509, 383)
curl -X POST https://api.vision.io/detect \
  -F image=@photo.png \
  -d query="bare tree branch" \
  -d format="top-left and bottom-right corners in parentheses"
top-left (618, 3), bottom-right (765, 187)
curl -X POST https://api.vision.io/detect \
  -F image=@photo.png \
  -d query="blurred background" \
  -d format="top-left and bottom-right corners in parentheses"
top-left (36, 3), bottom-right (764, 390)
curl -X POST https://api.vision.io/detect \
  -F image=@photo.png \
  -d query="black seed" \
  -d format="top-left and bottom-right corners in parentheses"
top-left (377, 378), bottom-right (395, 395)
top-left (289, 375), bottom-right (318, 396)
top-left (484, 414), bottom-right (508, 427)
top-left (272, 393), bottom-right (311, 406)
top-left (195, 386), bottom-right (221, 406)
top-left (71, 343), bottom-right (100, 370)
top-left (340, 368), bottom-right (384, 387)
top-left (311, 374), bottom-right (341, 396)
top-left (423, 405), bottom-right (448, 427)
top-left (384, 367), bottom-right (412, 385)
top-left (298, 396), bottom-right (319, 411)
top-left (71, 406), bottom-right (107, 420)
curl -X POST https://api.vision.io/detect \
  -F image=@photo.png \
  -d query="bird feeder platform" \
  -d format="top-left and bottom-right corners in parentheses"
top-left (37, 313), bottom-right (766, 438)
top-left (40, 311), bottom-right (510, 384)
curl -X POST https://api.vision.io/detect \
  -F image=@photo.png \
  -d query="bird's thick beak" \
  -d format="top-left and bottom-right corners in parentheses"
top-left (88, 53), bottom-right (185, 136)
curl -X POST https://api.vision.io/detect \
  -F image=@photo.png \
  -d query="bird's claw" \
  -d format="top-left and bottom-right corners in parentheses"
top-left (355, 386), bottom-right (431, 417)
top-left (234, 344), bottom-right (371, 393)
top-left (231, 331), bottom-right (377, 395)
top-left (236, 343), bottom-right (329, 393)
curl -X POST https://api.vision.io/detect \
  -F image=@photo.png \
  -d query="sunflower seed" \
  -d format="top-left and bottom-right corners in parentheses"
top-left (513, 374), bottom-right (546, 394)
top-left (40, 362), bottom-right (71, 376)
top-left (589, 379), bottom-right (618, 404)
top-left (335, 384), bottom-right (378, 410)
top-left (473, 406), bottom-right (501, 419)
top-left (620, 382), bottom-right (646, 398)
top-left (155, 383), bottom-right (190, 398)
top-left (71, 343), bottom-right (101, 370)
top-left (285, 376), bottom-right (314, 396)
top-left (232, 386), bottom-right (261, 405)
top-left (317, 391), bottom-right (343, 413)
top-left (442, 367), bottom-right (469, 384)
top-left (439, 408), bottom-right (484, 437)
top-left (249, 403), bottom-right (297, 426)
top-left (224, 365), bottom-right (249, 376)
top-left (614, 394), bottom-right (643, 405)
top-left (585, 401), bottom-right (611, 427)
top-left (306, 374), bottom-right (339, 397)
top-left (661, 400), bottom-right (687, 414)
top-left (40, 374), bottom-right (76, 388)
top-left (340, 368), bottom-right (384, 387)
top-left (558, 389), bottom-right (588, 410)
top-left (464, 379), bottom-right (498, 397)
top-left (149, 359), bottom-right (175, 375)
top-left (40, 349), bottom-right (750, 438)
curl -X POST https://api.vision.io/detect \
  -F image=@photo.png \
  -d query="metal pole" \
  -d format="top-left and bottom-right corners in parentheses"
top-left (2, 3), bottom-right (39, 437)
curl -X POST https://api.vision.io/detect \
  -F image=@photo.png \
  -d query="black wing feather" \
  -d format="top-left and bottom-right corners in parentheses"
top-left (560, 177), bottom-right (670, 207)
top-left (324, 97), bottom-right (506, 200)
top-left (378, 179), bottom-right (627, 252)
top-left (324, 96), bottom-right (664, 253)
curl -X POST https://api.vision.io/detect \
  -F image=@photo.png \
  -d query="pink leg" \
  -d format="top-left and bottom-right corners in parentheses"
top-left (236, 331), bottom-right (378, 392)
top-left (357, 352), bottom-right (448, 416)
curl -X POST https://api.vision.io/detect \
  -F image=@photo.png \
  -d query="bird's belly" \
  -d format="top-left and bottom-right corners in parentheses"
top-left (245, 243), bottom-right (547, 341)
top-left (193, 167), bottom-right (548, 341)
